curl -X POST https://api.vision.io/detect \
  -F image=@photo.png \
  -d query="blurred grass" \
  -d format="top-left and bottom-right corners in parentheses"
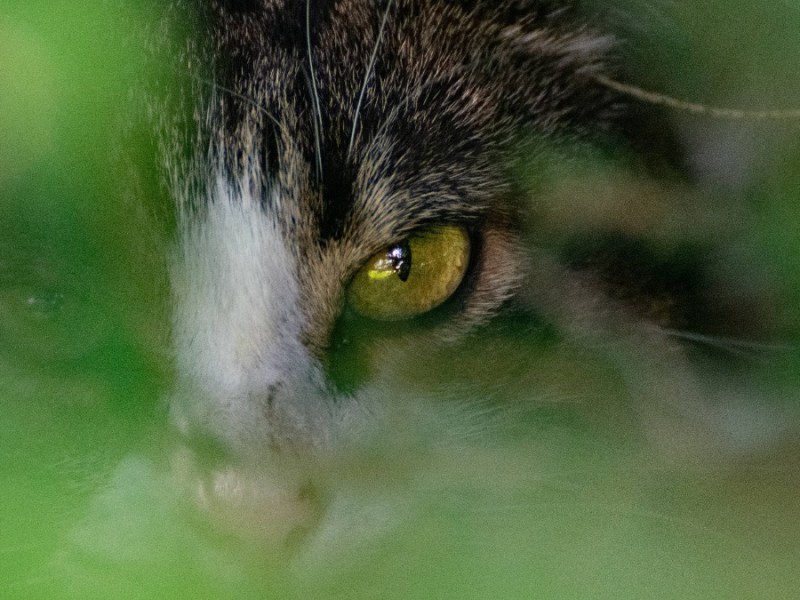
top-left (1, 3), bottom-right (168, 592)
top-left (1, 2), bottom-right (799, 599)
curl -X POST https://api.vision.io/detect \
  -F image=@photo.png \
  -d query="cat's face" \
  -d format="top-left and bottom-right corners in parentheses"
top-left (165, 0), bottom-right (619, 457)
top-left (154, 0), bottom-right (791, 551)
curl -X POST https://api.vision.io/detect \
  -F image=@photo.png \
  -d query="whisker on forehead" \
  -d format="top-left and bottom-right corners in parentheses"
top-left (306, 0), bottom-right (324, 182)
top-left (348, 0), bottom-right (397, 162)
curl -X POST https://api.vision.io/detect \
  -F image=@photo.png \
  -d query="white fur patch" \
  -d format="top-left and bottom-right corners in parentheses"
top-left (170, 176), bottom-right (322, 451)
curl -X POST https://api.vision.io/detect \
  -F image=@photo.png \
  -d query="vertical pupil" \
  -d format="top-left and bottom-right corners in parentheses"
top-left (387, 240), bottom-right (412, 282)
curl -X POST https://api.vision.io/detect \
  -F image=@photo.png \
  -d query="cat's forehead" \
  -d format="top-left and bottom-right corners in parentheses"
top-left (221, 11), bottom-right (504, 210)
top-left (205, 0), bottom-right (613, 242)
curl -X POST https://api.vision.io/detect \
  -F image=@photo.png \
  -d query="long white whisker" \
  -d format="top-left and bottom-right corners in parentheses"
top-left (306, 0), bottom-right (324, 180)
top-left (347, 0), bottom-right (396, 161)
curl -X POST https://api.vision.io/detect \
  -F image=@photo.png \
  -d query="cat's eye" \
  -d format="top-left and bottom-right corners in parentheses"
top-left (347, 226), bottom-right (471, 321)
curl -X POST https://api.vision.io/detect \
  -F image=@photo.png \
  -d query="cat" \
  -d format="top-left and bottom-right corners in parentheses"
top-left (138, 0), bottom-right (798, 547)
top-left (8, 1), bottom-right (795, 596)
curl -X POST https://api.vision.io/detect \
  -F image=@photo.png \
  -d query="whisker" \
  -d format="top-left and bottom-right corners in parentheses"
top-left (347, 0), bottom-right (396, 161)
top-left (592, 74), bottom-right (800, 121)
top-left (306, 0), bottom-right (324, 181)
top-left (659, 327), bottom-right (794, 358)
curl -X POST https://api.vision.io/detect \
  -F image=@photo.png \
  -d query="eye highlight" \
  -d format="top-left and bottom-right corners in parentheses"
top-left (346, 226), bottom-right (471, 321)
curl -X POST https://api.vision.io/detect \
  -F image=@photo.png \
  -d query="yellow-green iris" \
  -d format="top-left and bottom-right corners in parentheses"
top-left (347, 225), bottom-right (470, 321)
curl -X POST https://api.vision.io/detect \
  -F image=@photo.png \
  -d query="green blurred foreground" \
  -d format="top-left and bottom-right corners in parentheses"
top-left (2, 3), bottom-right (799, 599)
